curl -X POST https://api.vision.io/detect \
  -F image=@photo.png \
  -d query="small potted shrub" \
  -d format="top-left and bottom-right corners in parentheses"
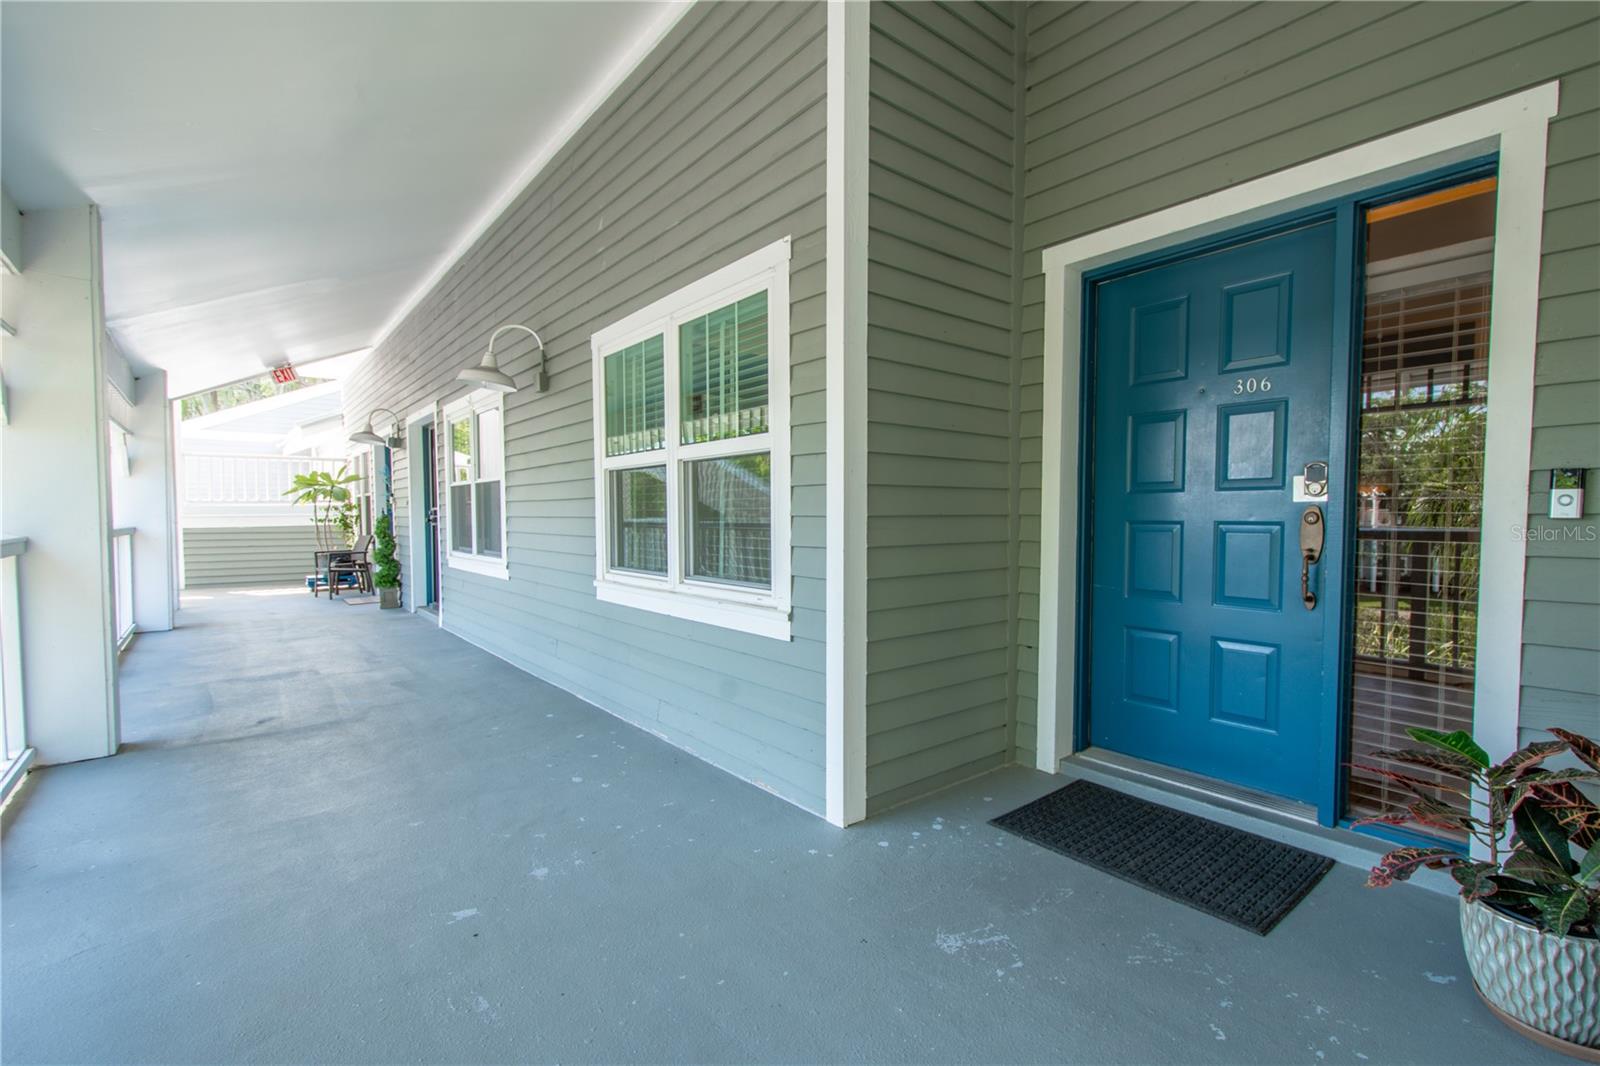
top-left (1361, 727), bottom-right (1598, 1055)
top-left (372, 513), bottom-right (401, 609)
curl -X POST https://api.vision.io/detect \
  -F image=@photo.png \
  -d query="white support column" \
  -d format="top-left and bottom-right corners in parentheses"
top-left (0, 206), bottom-right (120, 764)
top-left (172, 399), bottom-right (188, 592)
top-left (825, 0), bottom-right (868, 828)
top-left (127, 369), bottom-right (177, 633)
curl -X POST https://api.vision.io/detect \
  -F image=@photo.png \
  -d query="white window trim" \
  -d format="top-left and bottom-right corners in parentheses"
top-left (442, 388), bottom-right (510, 581)
top-left (1034, 83), bottom-right (1559, 800)
top-left (590, 236), bottom-right (792, 641)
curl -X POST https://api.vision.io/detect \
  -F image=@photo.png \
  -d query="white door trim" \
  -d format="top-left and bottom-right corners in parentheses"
top-left (1036, 82), bottom-right (1559, 778)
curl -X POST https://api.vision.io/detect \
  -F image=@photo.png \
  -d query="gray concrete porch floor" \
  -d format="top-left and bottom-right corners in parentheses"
top-left (1, 587), bottom-right (1564, 1065)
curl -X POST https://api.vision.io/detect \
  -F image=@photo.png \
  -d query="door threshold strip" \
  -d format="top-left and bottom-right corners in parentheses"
top-left (1060, 749), bottom-right (1457, 896)
top-left (1072, 747), bottom-right (1317, 824)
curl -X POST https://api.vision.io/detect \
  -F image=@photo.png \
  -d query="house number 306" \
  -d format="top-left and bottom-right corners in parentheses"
top-left (1233, 376), bottom-right (1272, 394)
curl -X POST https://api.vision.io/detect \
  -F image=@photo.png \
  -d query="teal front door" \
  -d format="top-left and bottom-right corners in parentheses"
top-left (1088, 222), bottom-right (1345, 805)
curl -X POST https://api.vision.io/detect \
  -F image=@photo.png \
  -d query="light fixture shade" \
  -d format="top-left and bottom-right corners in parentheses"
top-left (348, 407), bottom-right (405, 449)
top-left (349, 415), bottom-right (388, 446)
top-left (457, 351), bottom-right (518, 393)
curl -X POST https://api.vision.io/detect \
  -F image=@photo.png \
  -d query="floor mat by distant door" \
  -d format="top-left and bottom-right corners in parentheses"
top-left (990, 779), bottom-right (1333, 935)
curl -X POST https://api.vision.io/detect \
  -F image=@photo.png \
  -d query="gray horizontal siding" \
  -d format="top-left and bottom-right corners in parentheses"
top-left (183, 525), bottom-right (321, 588)
top-left (865, 1), bottom-right (1022, 813)
top-left (1016, 0), bottom-right (1600, 764)
top-left (342, 2), bottom-right (828, 812)
top-left (1523, 56), bottom-right (1600, 741)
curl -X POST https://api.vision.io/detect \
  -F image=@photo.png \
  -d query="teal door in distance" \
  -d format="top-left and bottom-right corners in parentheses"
top-left (421, 421), bottom-right (439, 607)
top-left (1088, 222), bottom-right (1344, 805)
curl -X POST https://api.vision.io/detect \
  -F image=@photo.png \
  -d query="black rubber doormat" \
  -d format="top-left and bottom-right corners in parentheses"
top-left (990, 780), bottom-right (1333, 935)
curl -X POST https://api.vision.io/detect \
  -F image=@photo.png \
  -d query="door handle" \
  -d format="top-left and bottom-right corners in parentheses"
top-left (1300, 506), bottom-right (1325, 610)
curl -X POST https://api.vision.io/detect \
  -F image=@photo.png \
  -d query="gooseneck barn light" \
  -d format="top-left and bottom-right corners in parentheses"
top-left (457, 323), bottom-right (546, 394)
top-left (348, 407), bottom-right (404, 449)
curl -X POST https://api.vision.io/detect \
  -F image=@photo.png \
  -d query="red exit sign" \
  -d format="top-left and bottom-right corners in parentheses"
top-left (271, 365), bottom-right (298, 384)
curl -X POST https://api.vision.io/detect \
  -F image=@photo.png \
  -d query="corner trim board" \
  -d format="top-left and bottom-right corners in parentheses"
top-left (1035, 83), bottom-right (1559, 789)
top-left (824, 0), bottom-right (867, 828)
top-left (89, 204), bottom-right (122, 754)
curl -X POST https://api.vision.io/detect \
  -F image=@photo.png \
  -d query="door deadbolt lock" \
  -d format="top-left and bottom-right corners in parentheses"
top-left (1300, 506), bottom-right (1325, 610)
top-left (1294, 461), bottom-right (1329, 502)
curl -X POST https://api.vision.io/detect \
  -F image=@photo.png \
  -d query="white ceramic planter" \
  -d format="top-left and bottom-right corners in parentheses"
top-left (1460, 896), bottom-right (1600, 1051)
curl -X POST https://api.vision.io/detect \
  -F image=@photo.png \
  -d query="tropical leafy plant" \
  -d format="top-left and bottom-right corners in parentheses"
top-left (1361, 727), bottom-right (1600, 937)
top-left (333, 495), bottom-right (361, 548)
top-left (282, 466), bottom-right (364, 553)
top-left (371, 513), bottom-right (400, 591)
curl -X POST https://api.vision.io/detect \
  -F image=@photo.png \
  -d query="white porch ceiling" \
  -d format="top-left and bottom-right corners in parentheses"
top-left (1, 1), bottom-right (678, 396)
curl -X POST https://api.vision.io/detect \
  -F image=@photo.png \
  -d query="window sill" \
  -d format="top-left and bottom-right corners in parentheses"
top-left (595, 578), bottom-right (791, 641)
top-left (447, 552), bottom-right (509, 580)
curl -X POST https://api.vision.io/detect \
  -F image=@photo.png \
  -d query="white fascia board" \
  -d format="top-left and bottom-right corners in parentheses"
top-left (367, 3), bottom-right (694, 356)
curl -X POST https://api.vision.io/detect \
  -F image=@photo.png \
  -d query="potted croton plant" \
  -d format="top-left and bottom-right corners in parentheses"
top-left (1361, 727), bottom-right (1598, 1056)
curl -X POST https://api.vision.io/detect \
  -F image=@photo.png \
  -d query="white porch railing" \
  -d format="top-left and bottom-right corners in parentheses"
top-left (1, 536), bottom-right (32, 799)
top-left (182, 453), bottom-right (346, 505)
top-left (111, 527), bottom-right (135, 648)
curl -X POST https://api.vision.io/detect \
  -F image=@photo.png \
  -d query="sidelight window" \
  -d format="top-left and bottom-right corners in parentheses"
top-left (1345, 176), bottom-right (1498, 839)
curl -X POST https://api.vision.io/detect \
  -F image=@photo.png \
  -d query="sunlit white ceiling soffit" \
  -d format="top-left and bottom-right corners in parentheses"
top-left (1, 1), bottom-right (683, 396)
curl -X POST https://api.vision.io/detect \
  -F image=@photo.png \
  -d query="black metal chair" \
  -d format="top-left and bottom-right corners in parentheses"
top-left (327, 534), bottom-right (373, 597)
top-left (311, 534), bottom-right (372, 598)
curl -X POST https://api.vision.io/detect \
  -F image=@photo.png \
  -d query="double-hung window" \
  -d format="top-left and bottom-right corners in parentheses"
top-left (590, 238), bottom-right (791, 640)
top-left (443, 389), bottom-right (508, 579)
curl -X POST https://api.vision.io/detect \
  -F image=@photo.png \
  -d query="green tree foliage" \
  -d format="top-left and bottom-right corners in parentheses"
top-left (179, 374), bottom-right (328, 420)
top-left (1355, 401), bottom-right (1485, 668)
